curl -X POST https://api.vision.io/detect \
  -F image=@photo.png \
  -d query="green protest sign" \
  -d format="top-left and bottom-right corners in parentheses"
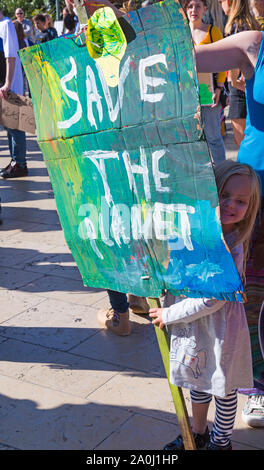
top-left (19, 0), bottom-right (244, 302)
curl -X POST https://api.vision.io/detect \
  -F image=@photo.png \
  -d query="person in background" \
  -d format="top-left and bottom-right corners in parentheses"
top-left (0, 36), bottom-right (5, 219)
top-left (183, 0), bottom-right (226, 164)
top-left (203, 0), bottom-right (225, 32)
top-left (196, 17), bottom-right (264, 428)
top-left (0, 37), bottom-right (6, 85)
top-left (43, 13), bottom-right (58, 36)
top-left (0, 8), bottom-right (28, 178)
top-left (63, 2), bottom-right (80, 33)
top-left (33, 13), bottom-right (58, 44)
top-left (63, 13), bottom-right (76, 35)
top-left (250, 0), bottom-right (264, 29)
top-left (13, 21), bottom-right (30, 96)
top-left (15, 7), bottom-right (34, 44)
top-left (13, 21), bottom-right (29, 49)
top-left (220, 0), bottom-right (259, 149)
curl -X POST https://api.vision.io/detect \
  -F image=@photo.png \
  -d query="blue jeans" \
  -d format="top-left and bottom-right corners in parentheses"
top-left (5, 127), bottom-right (27, 167)
top-left (201, 104), bottom-right (226, 164)
top-left (107, 290), bottom-right (129, 313)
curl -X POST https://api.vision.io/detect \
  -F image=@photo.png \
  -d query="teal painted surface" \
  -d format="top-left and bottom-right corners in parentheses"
top-left (20, 0), bottom-right (245, 301)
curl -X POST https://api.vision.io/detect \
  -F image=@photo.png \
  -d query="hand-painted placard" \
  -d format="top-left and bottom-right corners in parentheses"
top-left (198, 72), bottom-right (214, 106)
top-left (0, 91), bottom-right (36, 133)
top-left (19, 0), bottom-right (244, 301)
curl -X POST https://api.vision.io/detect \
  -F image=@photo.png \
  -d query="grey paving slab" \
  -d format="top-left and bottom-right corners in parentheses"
top-left (0, 289), bottom-right (46, 323)
top-left (95, 413), bottom-right (180, 450)
top-left (0, 266), bottom-right (45, 291)
top-left (85, 370), bottom-right (175, 422)
top-left (0, 376), bottom-right (131, 450)
top-left (17, 272), bottom-right (107, 306)
top-left (15, 247), bottom-right (83, 281)
top-left (71, 316), bottom-right (165, 375)
top-left (0, 298), bottom-right (102, 350)
top-left (0, 338), bottom-right (123, 398)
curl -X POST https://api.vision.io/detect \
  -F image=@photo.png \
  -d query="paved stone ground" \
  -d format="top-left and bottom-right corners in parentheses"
top-left (0, 119), bottom-right (263, 451)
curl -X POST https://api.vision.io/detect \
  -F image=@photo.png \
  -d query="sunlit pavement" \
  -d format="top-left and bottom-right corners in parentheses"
top-left (0, 119), bottom-right (263, 450)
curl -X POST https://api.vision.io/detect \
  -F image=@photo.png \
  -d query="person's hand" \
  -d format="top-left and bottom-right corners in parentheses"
top-left (0, 83), bottom-right (10, 100)
top-left (149, 308), bottom-right (165, 329)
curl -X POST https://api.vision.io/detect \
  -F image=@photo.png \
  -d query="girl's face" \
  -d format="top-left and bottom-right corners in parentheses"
top-left (186, 0), bottom-right (207, 23)
top-left (219, 174), bottom-right (251, 233)
top-left (218, 0), bottom-right (231, 16)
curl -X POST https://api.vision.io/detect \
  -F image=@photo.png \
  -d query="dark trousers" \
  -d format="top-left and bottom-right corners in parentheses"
top-left (107, 290), bottom-right (129, 313)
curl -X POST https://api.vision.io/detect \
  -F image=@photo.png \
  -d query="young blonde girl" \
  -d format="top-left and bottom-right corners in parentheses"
top-left (150, 160), bottom-right (261, 450)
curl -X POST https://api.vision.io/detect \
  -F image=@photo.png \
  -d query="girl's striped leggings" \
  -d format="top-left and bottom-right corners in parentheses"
top-left (190, 389), bottom-right (238, 447)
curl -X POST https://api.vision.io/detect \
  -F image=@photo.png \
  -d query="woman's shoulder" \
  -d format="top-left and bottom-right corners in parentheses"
top-left (210, 25), bottom-right (223, 41)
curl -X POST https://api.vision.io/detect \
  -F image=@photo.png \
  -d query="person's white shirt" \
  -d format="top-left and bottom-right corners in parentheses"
top-left (0, 16), bottom-right (23, 95)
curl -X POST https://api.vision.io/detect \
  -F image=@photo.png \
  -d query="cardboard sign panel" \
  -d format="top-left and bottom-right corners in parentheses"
top-left (0, 91), bottom-right (36, 134)
top-left (19, 0), bottom-right (244, 301)
top-left (198, 73), bottom-right (214, 106)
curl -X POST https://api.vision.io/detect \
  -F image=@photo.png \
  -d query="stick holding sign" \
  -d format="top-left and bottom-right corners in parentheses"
top-left (148, 296), bottom-right (196, 450)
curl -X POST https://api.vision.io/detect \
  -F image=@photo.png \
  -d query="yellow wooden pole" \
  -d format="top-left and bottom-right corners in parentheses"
top-left (148, 297), bottom-right (196, 450)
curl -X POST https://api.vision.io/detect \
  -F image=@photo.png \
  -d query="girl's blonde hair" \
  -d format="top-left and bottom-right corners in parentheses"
top-left (120, 0), bottom-right (137, 13)
top-left (225, 0), bottom-right (259, 35)
top-left (214, 160), bottom-right (261, 278)
top-left (44, 13), bottom-right (54, 28)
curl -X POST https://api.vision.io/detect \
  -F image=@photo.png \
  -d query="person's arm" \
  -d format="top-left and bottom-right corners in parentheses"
top-left (149, 297), bottom-right (226, 328)
top-left (0, 56), bottom-right (15, 99)
top-left (195, 30), bottom-right (262, 81)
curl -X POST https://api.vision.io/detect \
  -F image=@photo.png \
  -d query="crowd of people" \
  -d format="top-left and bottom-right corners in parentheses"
top-left (0, 0), bottom-right (263, 452)
top-left (0, 3), bottom-right (80, 179)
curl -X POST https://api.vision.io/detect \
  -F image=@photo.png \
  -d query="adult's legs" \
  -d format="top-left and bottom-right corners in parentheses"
top-left (97, 290), bottom-right (131, 336)
top-left (6, 128), bottom-right (27, 166)
top-left (1, 127), bottom-right (27, 178)
top-left (201, 104), bottom-right (226, 164)
top-left (231, 118), bottom-right (246, 149)
top-left (107, 289), bottom-right (129, 313)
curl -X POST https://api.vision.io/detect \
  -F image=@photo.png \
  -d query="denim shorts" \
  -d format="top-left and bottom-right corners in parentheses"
top-left (228, 83), bottom-right (247, 119)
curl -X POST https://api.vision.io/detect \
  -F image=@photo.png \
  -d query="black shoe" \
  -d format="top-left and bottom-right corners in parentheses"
top-left (207, 441), bottom-right (232, 450)
top-left (0, 161), bottom-right (12, 175)
top-left (163, 426), bottom-right (210, 450)
top-left (1, 162), bottom-right (28, 178)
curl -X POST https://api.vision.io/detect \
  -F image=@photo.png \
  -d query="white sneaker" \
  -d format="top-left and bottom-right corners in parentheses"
top-left (242, 395), bottom-right (264, 427)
